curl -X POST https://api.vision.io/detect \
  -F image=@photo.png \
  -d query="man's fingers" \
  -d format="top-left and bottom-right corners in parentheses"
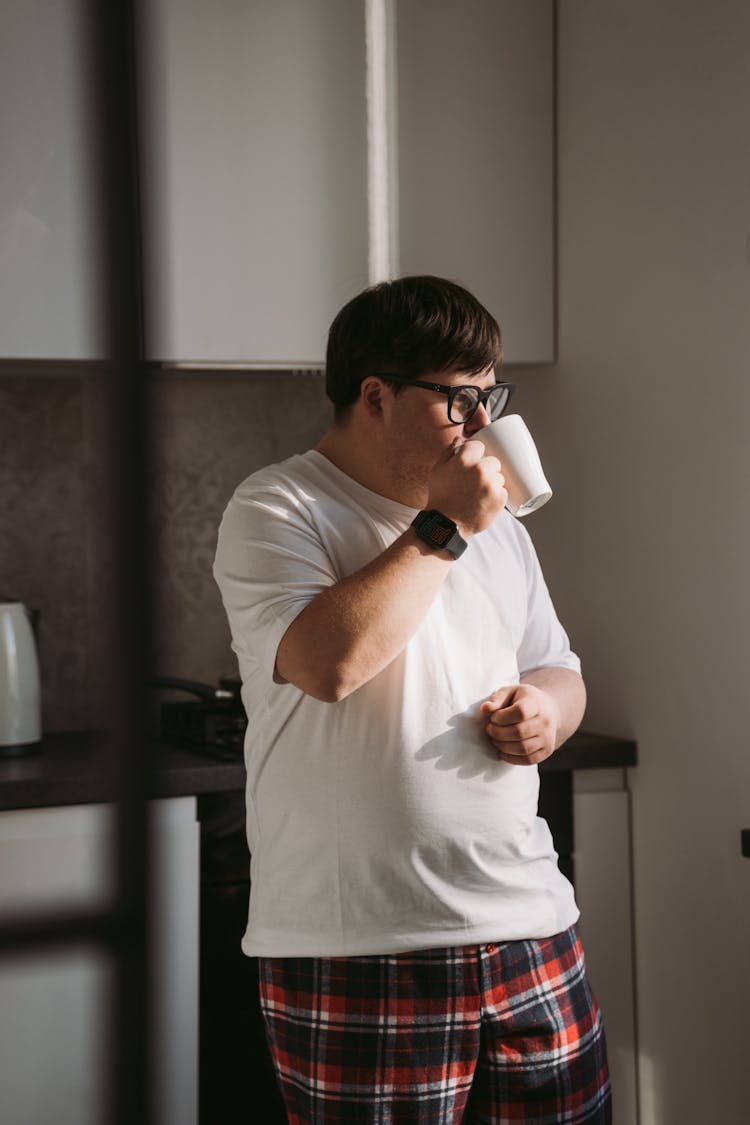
top-left (479, 690), bottom-right (515, 716)
top-left (487, 706), bottom-right (540, 731)
top-left (489, 729), bottom-right (545, 751)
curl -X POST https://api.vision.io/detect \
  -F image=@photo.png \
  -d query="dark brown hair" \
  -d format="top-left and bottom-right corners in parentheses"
top-left (325, 275), bottom-right (503, 418)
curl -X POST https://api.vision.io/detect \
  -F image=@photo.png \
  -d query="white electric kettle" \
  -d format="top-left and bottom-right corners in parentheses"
top-left (0, 599), bottom-right (41, 755)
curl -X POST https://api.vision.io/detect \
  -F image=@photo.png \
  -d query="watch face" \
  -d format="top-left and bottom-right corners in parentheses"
top-left (425, 515), bottom-right (454, 547)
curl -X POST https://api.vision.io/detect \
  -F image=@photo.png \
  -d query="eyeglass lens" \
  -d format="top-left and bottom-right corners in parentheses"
top-left (449, 384), bottom-right (510, 423)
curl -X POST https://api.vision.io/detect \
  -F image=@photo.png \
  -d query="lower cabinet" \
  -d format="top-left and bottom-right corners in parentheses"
top-left (574, 776), bottom-right (639, 1124)
top-left (0, 797), bottom-right (200, 1125)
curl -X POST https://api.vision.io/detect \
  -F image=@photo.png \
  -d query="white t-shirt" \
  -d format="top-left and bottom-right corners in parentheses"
top-left (213, 450), bottom-right (580, 957)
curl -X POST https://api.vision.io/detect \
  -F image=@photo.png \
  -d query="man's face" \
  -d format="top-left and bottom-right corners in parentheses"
top-left (379, 365), bottom-right (497, 501)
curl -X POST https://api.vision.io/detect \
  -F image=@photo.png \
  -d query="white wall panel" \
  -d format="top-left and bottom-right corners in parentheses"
top-left (396, 0), bottom-right (555, 363)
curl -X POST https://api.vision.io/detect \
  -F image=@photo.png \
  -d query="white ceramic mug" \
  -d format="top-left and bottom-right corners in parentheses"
top-left (471, 414), bottom-right (552, 517)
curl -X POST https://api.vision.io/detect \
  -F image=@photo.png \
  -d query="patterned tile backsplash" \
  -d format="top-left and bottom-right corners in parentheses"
top-left (0, 377), bottom-right (94, 730)
top-left (0, 371), bottom-right (332, 731)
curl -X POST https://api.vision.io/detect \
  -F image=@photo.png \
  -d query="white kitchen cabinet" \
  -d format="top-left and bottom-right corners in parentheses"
top-left (142, 0), bottom-right (554, 366)
top-left (0, 0), bottom-right (100, 360)
top-left (574, 774), bottom-right (639, 1123)
top-left (141, 0), bottom-right (370, 366)
top-left (1, 1), bottom-right (554, 366)
top-left (395, 0), bottom-right (555, 363)
top-left (0, 798), bottom-right (200, 1125)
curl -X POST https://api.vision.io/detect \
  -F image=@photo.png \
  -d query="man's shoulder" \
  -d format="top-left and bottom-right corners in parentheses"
top-left (226, 451), bottom-right (368, 531)
top-left (216, 452), bottom-right (324, 560)
top-left (233, 450), bottom-right (320, 499)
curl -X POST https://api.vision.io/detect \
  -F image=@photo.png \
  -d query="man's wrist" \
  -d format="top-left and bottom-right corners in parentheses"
top-left (411, 509), bottom-right (468, 560)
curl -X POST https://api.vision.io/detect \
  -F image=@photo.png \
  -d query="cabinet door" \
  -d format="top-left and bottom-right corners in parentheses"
top-left (574, 786), bottom-right (638, 1124)
top-left (141, 0), bottom-right (370, 366)
top-left (395, 0), bottom-right (555, 363)
top-left (0, 0), bottom-right (99, 360)
top-left (0, 799), bottom-right (200, 1125)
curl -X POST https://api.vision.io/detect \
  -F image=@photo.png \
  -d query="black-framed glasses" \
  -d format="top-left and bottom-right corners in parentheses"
top-left (379, 374), bottom-right (516, 424)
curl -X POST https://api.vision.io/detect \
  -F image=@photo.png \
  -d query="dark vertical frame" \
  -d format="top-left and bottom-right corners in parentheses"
top-left (87, 0), bottom-right (153, 1121)
top-left (0, 2), bottom-right (154, 1123)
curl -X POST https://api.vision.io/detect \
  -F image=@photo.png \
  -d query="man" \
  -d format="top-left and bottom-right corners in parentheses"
top-left (213, 276), bottom-right (611, 1123)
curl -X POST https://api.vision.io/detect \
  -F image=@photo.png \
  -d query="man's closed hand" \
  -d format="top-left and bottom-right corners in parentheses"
top-left (478, 682), bottom-right (561, 765)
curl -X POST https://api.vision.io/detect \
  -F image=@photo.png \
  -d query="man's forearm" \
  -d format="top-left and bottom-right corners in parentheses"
top-left (519, 666), bottom-right (587, 749)
top-left (275, 529), bottom-right (454, 702)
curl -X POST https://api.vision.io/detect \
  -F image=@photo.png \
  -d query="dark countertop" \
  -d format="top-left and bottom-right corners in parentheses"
top-left (0, 729), bottom-right (636, 813)
top-left (541, 729), bottom-right (636, 773)
top-left (0, 732), bottom-right (244, 812)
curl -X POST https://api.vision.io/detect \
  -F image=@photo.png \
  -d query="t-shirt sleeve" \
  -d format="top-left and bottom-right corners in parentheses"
top-left (213, 481), bottom-right (337, 678)
top-left (513, 521), bottom-right (582, 677)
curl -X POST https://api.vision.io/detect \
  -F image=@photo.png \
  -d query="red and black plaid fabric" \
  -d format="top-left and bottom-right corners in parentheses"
top-left (258, 925), bottom-right (611, 1123)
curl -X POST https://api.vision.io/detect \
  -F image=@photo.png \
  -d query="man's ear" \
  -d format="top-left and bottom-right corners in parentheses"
top-left (360, 376), bottom-right (388, 420)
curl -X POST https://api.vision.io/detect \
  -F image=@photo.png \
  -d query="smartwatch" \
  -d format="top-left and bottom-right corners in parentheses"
top-left (411, 509), bottom-right (468, 560)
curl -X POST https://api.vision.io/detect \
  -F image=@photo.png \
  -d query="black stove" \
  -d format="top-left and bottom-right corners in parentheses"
top-left (153, 677), bottom-right (247, 758)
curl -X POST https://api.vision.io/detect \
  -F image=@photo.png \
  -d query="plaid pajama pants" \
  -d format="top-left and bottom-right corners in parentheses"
top-left (258, 925), bottom-right (611, 1123)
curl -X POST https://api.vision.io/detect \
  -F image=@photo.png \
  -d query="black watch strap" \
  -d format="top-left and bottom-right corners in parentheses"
top-left (411, 509), bottom-right (468, 560)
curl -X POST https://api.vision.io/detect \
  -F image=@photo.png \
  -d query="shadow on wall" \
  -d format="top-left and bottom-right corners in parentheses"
top-left (0, 370), bottom-right (332, 731)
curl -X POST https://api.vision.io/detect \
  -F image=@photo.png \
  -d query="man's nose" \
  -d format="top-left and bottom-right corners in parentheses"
top-left (463, 401), bottom-right (491, 436)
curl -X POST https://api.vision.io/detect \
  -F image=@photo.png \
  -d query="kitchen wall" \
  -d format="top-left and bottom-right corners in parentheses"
top-left (0, 371), bottom-right (332, 730)
top-left (518, 1), bottom-right (750, 1122)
